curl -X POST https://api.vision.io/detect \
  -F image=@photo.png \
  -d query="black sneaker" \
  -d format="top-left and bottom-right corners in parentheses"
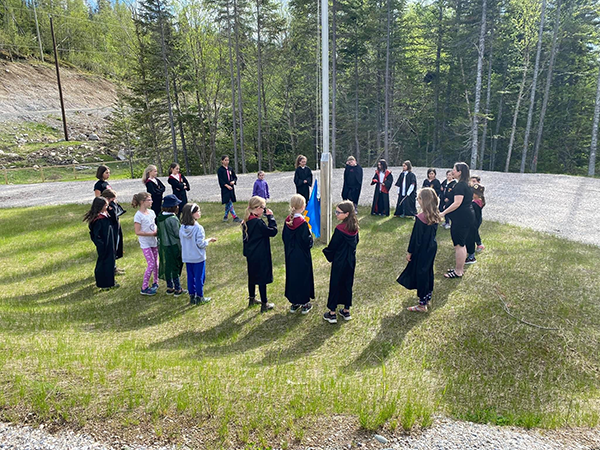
top-left (260, 302), bottom-right (274, 313)
top-left (289, 304), bottom-right (302, 313)
top-left (189, 294), bottom-right (197, 305)
top-left (174, 289), bottom-right (188, 297)
top-left (465, 256), bottom-right (477, 265)
top-left (323, 311), bottom-right (337, 324)
top-left (301, 303), bottom-right (313, 314)
top-left (233, 217), bottom-right (243, 223)
top-left (338, 309), bottom-right (352, 321)
top-left (166, 288), bottom-right (175, 295)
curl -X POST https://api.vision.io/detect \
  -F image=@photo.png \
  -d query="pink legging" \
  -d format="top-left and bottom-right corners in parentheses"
top-left (142, 247), bottom-right (159, 289)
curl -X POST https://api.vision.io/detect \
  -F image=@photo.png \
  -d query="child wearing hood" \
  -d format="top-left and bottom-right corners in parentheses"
top-left (157, 194), bottom-right (185, 296)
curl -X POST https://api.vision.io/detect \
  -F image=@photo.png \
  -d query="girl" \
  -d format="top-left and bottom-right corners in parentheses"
top-left (83, 197), bottom-right (117, 289)
top-left (252, 171), bottom-right (270, 200)
top-left (394, 160), bottom-right (417, 217)
top-left (398, 188), bottom-right (441, 312)
top-left (370, 159), bottom-right (393, 216)
top-left (242, 196), bottom-right (278, 313)
top-left (132, 192), bottom-right (159, 296)
top-left (440, 162), bottom-right (475, 279)
top-left (293, 155), bottom-right (313, 203)
top-left (101, 188), bottom-right (125, 273)
top-left (440, 170), bottom-right (456, 229)
top-left (322, 200), bottom-right (359, 324)
top-left (341, 156), bottom-right (363, 212)
top-left (157, 194), bottom-right (185, 296)
top-left (217, 155), bottom-right (242, 223)
top-left (143, 165), bottom-right (166, 219)
top-left (94, 165), bottom-right (111, 197)
top-left (168, 163), bottom-right (190, 216)
top-left (422, 168), bottom-right (442, 199)
top-left (465, 183), bottom-right (485, 264)
top-left (282, 194), bottom-right (315, 314)
top-left (180, 203), bottom-right (217, 305)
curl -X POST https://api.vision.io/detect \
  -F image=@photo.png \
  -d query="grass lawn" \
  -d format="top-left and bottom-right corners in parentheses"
top-left (0, 202), bottom-right (598, 448)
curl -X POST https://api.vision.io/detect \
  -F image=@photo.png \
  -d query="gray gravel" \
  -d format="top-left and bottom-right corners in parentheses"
top-left (1, 166), bottom-right (599, 247)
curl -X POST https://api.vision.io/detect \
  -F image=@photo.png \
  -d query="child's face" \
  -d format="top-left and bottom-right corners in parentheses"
top-left (103, 169), bottom-right (110, 180)
top-left (258, 173), bottom-right (265, 180)
top-left (469, 177), bottom-right (477, 187)
top-left (193, 210), bottom-right (201, 220)
top-left (334, 207), bottom-right (349, 222)
top-left (299, 158), bottom-right (307, 167)
top-left (252, 205), bottom-right (265, 217)
top-left (446, 172), bottom-right (453, 181)
top-left (222, 157), bottom-right (229, 167)
top-left (150, 168), bottom-right (158, 178)
top-left (402, 163), bottom-right (408, 171)
top-left (428, 171), bottom-right (435, 180)
top-left (473, 193), bottom-right (481, 200)
top-left (145, 197), bottom-right (152, 207)
top-left (101, 203), bottom-right (108, 213)
top-left (173, 165), bottom-right (180, 175)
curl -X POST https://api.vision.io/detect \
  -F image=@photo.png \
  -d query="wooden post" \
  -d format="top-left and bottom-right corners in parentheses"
top-left (40, 166), bottom-right (45, 183)
top-left (73, 163), bottom-right (77, 180)
top-left (4, 168), bottom-right (8, 185)
top-left (50, 16), bottom-right (69, 141)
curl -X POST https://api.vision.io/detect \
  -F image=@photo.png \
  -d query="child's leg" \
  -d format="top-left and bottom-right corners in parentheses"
top-left (167, 279), bottom-right (174, 290)
top-left (248, 280), bottom-right (256, 298)
top-left (186, 263), bottom-right (196, 297)
top-left (142, 248), bottom-right (154, 290)
top-left (195, 261), bottom-right (206, 298)
top-left (151, 247), bottom-right (159, 285)
top-left (173, 277), bottom-right (182, 291)
top-left (258, 284), bottom-right (267, 303)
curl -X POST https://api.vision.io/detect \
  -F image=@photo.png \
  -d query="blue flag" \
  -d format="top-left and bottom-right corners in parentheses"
top-left (304, 178), bottom-right (321, 238)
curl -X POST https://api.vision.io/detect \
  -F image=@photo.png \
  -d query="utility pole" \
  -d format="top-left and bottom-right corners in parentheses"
top-left (32, 0), bottom-right (43, 61)
top-left (320, 0), bottom-right (331, 244)
top-left (50, 17), bottom-right (68, 141)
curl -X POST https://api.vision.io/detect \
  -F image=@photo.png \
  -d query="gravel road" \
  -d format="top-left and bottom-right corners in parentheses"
top-left (1, 166), bottom-right (599, 247)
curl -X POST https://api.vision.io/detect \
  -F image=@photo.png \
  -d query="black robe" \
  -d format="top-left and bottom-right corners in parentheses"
top-left (440, 179), bottom-right (456, 212)
top-left (370, 170), bottom-right (393, 216)
top-left (282, 216), bottom-right (315, 304)
top-left (341, 164), bottom-right (363, 205)
top-left (168, 174), bottom-right (190, 211)
top-left (323, 224), bottom-right (359, 310)
top-left (394, 171), bottom-right (417, 217)
top-left (422, 178), bottom-right (442, 198)
top-left (294, 166), bottom-right (313, 203)
top-left (243, 214), bottom-right (278, 285)
top-left (89, 215), bottom-right (116, 288)
top-left (145, 178), bottom-right (166, 218)
top-left (218, 166), bottom-right (237, 204)
top-left (397, 214), bottom-right (437, 299)
top-left (106, 200), bottom-right (124, 260)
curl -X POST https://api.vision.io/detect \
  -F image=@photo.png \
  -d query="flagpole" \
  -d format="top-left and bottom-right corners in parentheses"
top-left (320, 0), bottom-right (332, 244)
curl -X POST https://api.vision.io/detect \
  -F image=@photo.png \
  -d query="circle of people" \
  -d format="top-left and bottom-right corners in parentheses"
top-left (84, 154), bottom-right (485, 322)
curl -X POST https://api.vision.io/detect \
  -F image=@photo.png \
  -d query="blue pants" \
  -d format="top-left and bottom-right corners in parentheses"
top-left (186, 261), bottom-right (206, 297)
top-left (166, 277), bottom-right (181, 290)
top-left (224, 200), bottom-right (237, 219)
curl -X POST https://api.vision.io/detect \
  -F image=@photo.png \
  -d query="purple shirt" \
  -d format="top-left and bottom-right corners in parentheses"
top-left (252, 179), bottom-right (270, 199)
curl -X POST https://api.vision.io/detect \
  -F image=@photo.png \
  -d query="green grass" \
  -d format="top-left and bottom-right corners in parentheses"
top-left (0, 203), bottom-right (598, 447)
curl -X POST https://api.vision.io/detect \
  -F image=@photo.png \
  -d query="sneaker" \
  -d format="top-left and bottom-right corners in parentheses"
top-left (222, 217), bottom-right (229, 222)
top-left (115, 267), bottom-right (126, 275)
top-left (152, 282), bottom-right (159, 289)
top-left (197, 296), bottom-right (211, 304)
top-left (141, 287), bottom-right (157, 296)
top-left (338, 309), bottom-right (352, 321)
top-left (260, 302), bottom-right (274, 313)
top-left (189, 294), bottom-right (197, 305)
top-left (323, 311), bottom-right (337, 324)
top-left (443, 223), bottom-right (451, 230)
top-left (166, 288), bottom-right (175, 295)
top-left (465, 256), bottom-right (477, 265)
top-left (301, 302), bottom-right (313, 314)
top-left (248, 296), bottom-right (262, 308)
top-left (173, 289), bottom-right (188, 297)
top-left (289, 304), bottom-right (302, 313)
top-left (233, 216), bottom-right (242, 223)
top-left (476, 244), bottom-right (485, 252)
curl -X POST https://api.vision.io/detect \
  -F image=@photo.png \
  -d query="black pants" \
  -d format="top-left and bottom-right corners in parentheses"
top-left (248, 282), bottom-right (268, 303)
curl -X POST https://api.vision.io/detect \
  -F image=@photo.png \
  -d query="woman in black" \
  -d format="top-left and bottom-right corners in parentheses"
top-left (217, 155), bottom-right (242, 222)
top-left (341, 156), bottom-right (363, 211)
top-left (143, 165), bottom-right (166, 219)
top-left (293, 154), bottom-right (313, 203)
top-left (167, 163), bottom-right (190, 216)
top-left (440, 162), bottom-right (475, 279)
top-left (394, 160), bottom-right (417, 217)
top-left (370, 159), bottom-right (393, 216)
top-left (94, 165), bottom-right (111, 197)
top-left (422, 168), bottom-right (442, 199)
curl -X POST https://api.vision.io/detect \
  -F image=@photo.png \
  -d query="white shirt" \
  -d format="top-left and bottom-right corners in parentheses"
top-left (378, 171), bottom-right (385, 191)
top-left (134, 209), bottom-right (157, 249)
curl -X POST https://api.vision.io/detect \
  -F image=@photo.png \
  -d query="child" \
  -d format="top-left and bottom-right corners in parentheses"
top-left (101, 188), bottom-right (125, 274)
top-left (282, 194), bottom-right (315, 314)
top-left (468, 176), bottom-right (485, 252)
top-left (252, 171), bottom-right (270, 200)
top-left (143, 165), bottom-right (166, 219)
top-left (422, 168), bottom-right (442, 199)
top-left (322, 200), bottom-right (359, 324)
top-left (168, 163), bottom-right (190, 216)
top-left (83, 197), bottom-right (118, 289)
top-left (440, 169), bottom-right (456, 229)
top-left (394, 160), bottom-right (417, 217)
top-left (469, 175), bottom-right (481, 187)
top-left (180, 203), bottom-right (217, 305)
top-left (132, 192), bottom-right (159, 296)
top-left (217, 155), bottom-right (242, 223)
top-left (398, 188), bottom-right (441, 312)
top-left (157, 194), bottom-right (185, 296)
top-left (242, 196), bottom-right (278, 313)
top-left (370, 159), bottom-right (393, 216)
top-left (293, 155), bottom-right (313, 203)
top-left (465, 183), bottom-right (486, 264)
top-left (341, 156), bottom-right (363, 212)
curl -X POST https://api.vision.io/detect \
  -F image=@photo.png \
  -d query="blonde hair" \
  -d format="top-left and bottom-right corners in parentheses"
top-left (337, 200), bottom-right (359, 233)
top-left (131, 192), bottom-right (150, 208)
top-left (295, 154), bottom-right (307, 168)
top-left (346, 156), bottom-right (356, 163)
top-left (417, 187), bottom-right (442, 225)
top-left (286, 194), bottom-right (306, 227)
top-left (142, 165), bottom-right (157, 184)
top-left (242, 196), bottom-right (266, 235)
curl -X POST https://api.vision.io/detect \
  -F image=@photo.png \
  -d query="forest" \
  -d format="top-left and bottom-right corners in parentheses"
top-left (2, 0), bottom-right (600, 176)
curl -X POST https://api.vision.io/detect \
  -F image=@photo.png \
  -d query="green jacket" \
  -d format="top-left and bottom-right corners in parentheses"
top-left (157, 212), bottom-right (183, 280)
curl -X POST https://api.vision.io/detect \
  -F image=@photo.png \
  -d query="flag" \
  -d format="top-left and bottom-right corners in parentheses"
top-left (304, 178), bottom-right (321, 238)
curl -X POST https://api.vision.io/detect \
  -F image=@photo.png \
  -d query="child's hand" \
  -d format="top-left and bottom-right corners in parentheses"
top-left (265, 208), bottom-right (273, 216)
top-left (230, 180), bottom-right (236, 185)
top-left (226, 185), bottom-right (233, 190)
top-left (152, 230), bottom-right (158, 236)
top-left (406, 253), bottom-right (411, 262)
top-left (208, 237), bottom-right (217, 243)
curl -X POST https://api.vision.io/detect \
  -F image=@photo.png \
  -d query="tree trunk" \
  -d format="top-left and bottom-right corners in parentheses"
top-left (256, 0), bottom-right (263, 171)
top-left (433, 0), bottom-right (443, 156)
top-left (226, 2), bottom-right (239, 174)
top-left (505, 53), bottom-right (530, 172)
top-left (479, 28), bottom-right (494, 170)
top-left (470, 0), bottom-right (487, 168)
top-left (531, 0), bottom-right (561, 173)
top-left (383, 0), bottom-right (391, 162)
top-left (589, 64), bottom-right (600, 177)
top-left (331, 0), bottom-right (337, 167)
top-left (490, 64), bottom-right (508, 170)
top-left (172, 77), bottom-right (190, 175)
top-left (354, 48), bottom-right (360, 164)
top-left (158, 19), bottom-right (178, 164)
top-left (520, 0), bottom-right (547, 173)
top-left (233, 0), bottom-right (246, 173)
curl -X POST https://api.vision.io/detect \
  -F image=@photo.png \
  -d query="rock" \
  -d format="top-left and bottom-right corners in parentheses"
top-left (50, 152), bottom-right (56, 156)
top-left (0, 150), bottom-right (4, 154)
top-left (76, 133), bottom-right (87, 141)
top-left (33, 165), bottom-right (39, 170)
top-left (117, 149), bottom-right (128, 161)
top-left (88, 133), bottom-right (99, 141)
top-left (374, 434), bottom-right (388, 444)
top-left (72, 160), bottom-right (79, 164)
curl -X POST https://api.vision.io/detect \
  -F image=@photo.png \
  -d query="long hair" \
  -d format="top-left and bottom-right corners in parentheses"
top-left (142, 165), bottom-right (157, 184)
top-left (295, 154), bottom-right (307, 168)
top-left (131, 192), bottom-right (150, 208)
top-left (454, 162), bottom-right (470, 183)
top-left (95, 165), bottom-right (109, 180)
top-left (242, 196), bottom-right (266, 236)
top-left (403, 160), bottom-right (413, 171)
top-left (168, 163), bottom-right (179, 175)
top-left (286, 194), bottom-right (306, 227)
top-left (338, 200), bottom-right (359, 233)
top-left (83, 197), bottom-right (108, 223)
top-left (417, 188), bottom-right (442, 225)
top-left (427, 168), bottom-right (436, 177)
top-left (180, 203), bottom-right (200, 226)
top-left (377, 159), bottom-right (388, 172)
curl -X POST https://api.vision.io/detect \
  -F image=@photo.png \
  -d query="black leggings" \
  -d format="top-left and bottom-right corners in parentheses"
top-left (248, 282), bottom-right (268, 303)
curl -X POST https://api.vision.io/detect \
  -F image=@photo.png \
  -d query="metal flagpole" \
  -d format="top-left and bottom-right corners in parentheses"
top-left (319, 0), bottom-right (332, 244)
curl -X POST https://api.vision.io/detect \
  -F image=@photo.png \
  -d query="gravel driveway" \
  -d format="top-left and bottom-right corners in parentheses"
top-left (1, 166), bottom-right (599, 247)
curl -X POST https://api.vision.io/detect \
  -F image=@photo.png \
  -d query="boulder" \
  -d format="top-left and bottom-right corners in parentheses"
top-left (88, 133), bottom-right (99, 141)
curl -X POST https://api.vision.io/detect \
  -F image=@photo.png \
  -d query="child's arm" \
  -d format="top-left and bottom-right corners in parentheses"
top-left (252, 180), bottom-right (259, 197)
top-left (261, 212), bottom-right (278, 237)
top-left (322, 229), bottom-right (341, 262)
top-left (195, 225), bottom-right (216, 249)
top-left (265, 182), bottom-right (270, 199)
top-left (134, 222), bottom-right (156, 237)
